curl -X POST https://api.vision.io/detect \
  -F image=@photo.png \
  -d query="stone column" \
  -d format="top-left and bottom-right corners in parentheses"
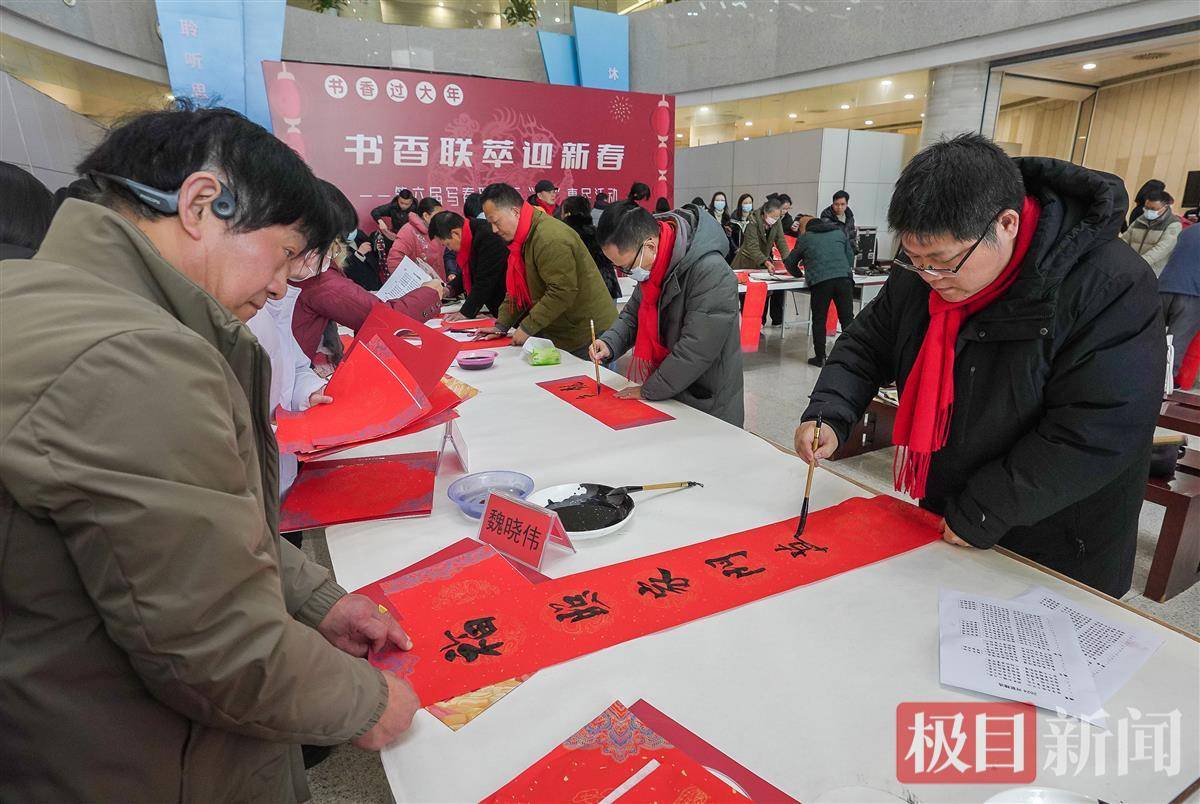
top-left (919, 61), bottom-right (1002, 148)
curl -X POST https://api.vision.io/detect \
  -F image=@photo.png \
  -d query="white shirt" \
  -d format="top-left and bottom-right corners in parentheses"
top-left (246, 285), bottom-right (326, 498)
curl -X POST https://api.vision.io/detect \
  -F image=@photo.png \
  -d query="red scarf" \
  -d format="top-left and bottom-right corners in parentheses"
top-left (458, 218), bottom-right (474, 293)
top-left (506, 203), bottom-right (536, 312)
top-left (628, 220), bottom-right (676, 383)
top-left (536, 199), bottom-right (556, 216)
top-left (893, 195), bottom-right (1041, 499)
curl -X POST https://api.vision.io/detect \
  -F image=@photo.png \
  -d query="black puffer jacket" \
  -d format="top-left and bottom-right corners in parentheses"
top-left (803, 158), bottom-right (1165, 597)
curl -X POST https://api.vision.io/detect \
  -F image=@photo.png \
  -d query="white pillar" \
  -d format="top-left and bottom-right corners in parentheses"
top-left (919, 61), bottom-right (1001, 148)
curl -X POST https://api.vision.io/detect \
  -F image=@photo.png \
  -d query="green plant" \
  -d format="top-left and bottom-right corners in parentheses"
top-left (310, 0), bottom-right (348, 12)
top-left (502, 0), bottom-right (538, 27)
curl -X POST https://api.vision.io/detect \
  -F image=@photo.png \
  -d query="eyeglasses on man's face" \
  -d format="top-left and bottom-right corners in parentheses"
top-left (893, 212), bottom-right (1003, 276)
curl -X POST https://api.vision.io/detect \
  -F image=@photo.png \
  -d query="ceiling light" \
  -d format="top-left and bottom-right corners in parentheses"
top-left (438, 1), bottom-right (443, 5)
top-left (676, 132), bottom-right (683, 138)
top-left (845, 6), bottom-right (851, 9)
top-left (745, 120), bottom-right (753, 126)
top-left (881, 79), bottom-right (892, 87)
top-left (700, 106), bottom-right (710, 113)
top-left (903, 93), bottom-right (915, 100)
top-left (1082, 62), bottom-right (1097, 70)
top-left (165, 93), bottom-right (175, 101)
top-left (840, 103), bottom-right (850, 110)
top-left (920, 113), bottom-right (925, 118)
top-left (743, 136), bottom-right (750, 141)
top-left (788, 112), bottom-right (798, 119)
top-left (864, 120), bottom-right (873, 125)
top-left (554, 16), bottom-right (561, 22)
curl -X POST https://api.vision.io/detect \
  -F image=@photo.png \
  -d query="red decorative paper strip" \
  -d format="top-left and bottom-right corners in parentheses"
top-left (443, 317), bottom-right (498, 332)
top-left (280, 451), bottom-right (437, 531)
top-left (297, 409), bottom-right (459, 462)
top-left (354, 305), bottom-right (459, 398)
top-left (384, 496), bottom-right (939, 705)
top-left (738, 270), bottom-right (767, 353)
top-left (536, 374), bottom-right (674, 430)
top-left (275, 336), bottom-right (430, 453)
top-left (457, 335), bottom-right (513, 352)
top-left (484, 701), bottom-right (739, 803)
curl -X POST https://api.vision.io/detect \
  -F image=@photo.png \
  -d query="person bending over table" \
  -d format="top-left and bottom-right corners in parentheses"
top-left (795, 134), bottom-right (1164, 598)
top-left (429, 209), bottom-right (508, 321)
top-left (474, 182), bottom-right (617, 357)
top-left (784, 214), bottom-right (856, 367)
top-left (292, 181), bottom-right (445, 361)
top-left (588, 200), bottom-right (744, 426)
top-left (732, 195), bottom-right (792, 326)
top-left (0, 107), bottom-right (418, 803)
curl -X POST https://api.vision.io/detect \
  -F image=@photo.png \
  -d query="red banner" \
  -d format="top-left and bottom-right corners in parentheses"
top-left (262, 60), bottom-right (675, 225)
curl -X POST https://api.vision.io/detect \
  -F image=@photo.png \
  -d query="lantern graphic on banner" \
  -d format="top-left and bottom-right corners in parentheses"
top-left (651, 95), bottom-right (672, 204)
top-left (268, 65), bottom-right (306, 159)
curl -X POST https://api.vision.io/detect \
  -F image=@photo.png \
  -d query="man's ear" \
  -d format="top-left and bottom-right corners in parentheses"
top-left (176, 171), bottom-right (226, 241)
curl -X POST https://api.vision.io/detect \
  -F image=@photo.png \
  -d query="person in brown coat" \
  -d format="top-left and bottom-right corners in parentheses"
top-left (0, 107), bottom-right (418, 802)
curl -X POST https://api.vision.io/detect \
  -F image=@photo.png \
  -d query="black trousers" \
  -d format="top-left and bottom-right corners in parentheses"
top-left (761, 291), bottom-right (787, 325)
top-left (809, 277), bottom-right (855, 361)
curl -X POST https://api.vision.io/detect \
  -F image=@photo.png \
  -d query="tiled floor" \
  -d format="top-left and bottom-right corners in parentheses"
top-left (305, 303), bottom-right (1198, 803)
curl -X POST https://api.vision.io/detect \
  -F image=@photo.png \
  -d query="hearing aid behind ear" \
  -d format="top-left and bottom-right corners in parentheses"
top-left (92, 172), bottom-right (237, 220)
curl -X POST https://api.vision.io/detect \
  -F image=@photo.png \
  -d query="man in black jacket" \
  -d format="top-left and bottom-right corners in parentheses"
top-left (429, 210), bottom-right (508, 320)
top-left (796, 134), bottom-right (1164, 597)
top-left (820, 190), bottom-right (858, 254)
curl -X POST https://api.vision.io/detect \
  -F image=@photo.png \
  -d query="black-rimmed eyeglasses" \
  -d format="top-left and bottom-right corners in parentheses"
top-left (893, 212), bottom-right (1003, 276)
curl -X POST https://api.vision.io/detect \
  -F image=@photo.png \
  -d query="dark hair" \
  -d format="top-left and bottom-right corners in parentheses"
top-left (1142, 189), bottom-right (1167, 204)
top-left (708, 191), bottom-right (729, 223)
top-left (561, 195), bottom-right (591, 219)
top-left (394, 189), bottom-right (415, 203)
top-left (734, 193), bottom-right (754, 220)
top-left (832, 190), bottom-right (850, 202)
top-left (761, 197), bottom-right (783, 214)
top-left (429, 210), bottom-right (465, 240)
top-left (595, 192), bottom-right (609, 203)
top-left (627, 182), bottom-right (651, 202)
top-left (416, 196), bottom-right (442, 218)
top-left (776, 193), bottom-right (792, 205)
top-left (320, 180), bottom-right (358, 234)
top-left (1134, 179), bottom-right (1165, 205)
top-left (480, 182), bottom-right (524, 211)
top-left (655, 196), bottom-right (671, 213)
top-left (887, 133), bottom-right (1024, 245)
top-left (0, 161), bottom-right (55, 251)
top-left (1162, 191), bottom-right (1174, 205)
top-left (77, 103), bottom-right (334, 253)
top-left (597, 200), bottom-right (658, 252)
top-left (463, 192), bottom-right (483, 219)
top-left (690, 196), bottom-right (706, 206)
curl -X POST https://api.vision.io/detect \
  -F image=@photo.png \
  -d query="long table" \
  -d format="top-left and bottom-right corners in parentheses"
top-left (324, 349), bottom-right (1199, 803)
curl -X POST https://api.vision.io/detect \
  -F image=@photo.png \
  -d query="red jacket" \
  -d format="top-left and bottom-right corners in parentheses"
top-left (386, 212), bottom-right (446, 281)
top-left (290, 269), bottom-right (440, 359)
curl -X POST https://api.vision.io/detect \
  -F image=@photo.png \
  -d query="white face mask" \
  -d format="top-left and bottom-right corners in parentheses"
top-left (764, 216), bottom-right (779, 227)
top-left (628, 241), bottom-right (653, 282)
top-left (714, 199), bottom-right (726, 211)
top-left (476, 212), bottom-right (486, 219)
top-left (741, 203), bottom-right (753, 213)
top-left (1143, 208), bottom-right (1163, 221)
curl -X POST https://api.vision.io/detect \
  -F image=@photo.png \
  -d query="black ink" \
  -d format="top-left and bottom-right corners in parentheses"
top-left (550, 590), bottom-right (610, 622)
top-left (442, 617), bottom-right (505, 662)
top-left (704, 551), bottom-right (765, 579)
top-left (637, 567), bottom-right (691, 598)
top-left (774, 539), bottom-right (829, 558)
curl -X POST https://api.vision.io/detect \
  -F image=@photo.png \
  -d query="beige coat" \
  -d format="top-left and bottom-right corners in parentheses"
top-left (730, 208), bottom-right (791, 271)
top-left (0, 201), bottom-right (386, 802)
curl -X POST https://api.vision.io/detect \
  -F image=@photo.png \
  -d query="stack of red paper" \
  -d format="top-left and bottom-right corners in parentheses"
top-left (275, 306), bottom-right (466, 458)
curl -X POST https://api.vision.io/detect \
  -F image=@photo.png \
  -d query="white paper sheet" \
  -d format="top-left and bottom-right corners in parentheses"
top-left (1012, 586), bottom-right (1164, 703)
top-left (939, 589), bottom-right (1105, 726)
top-left (375, 256), bottom-right (432, 302)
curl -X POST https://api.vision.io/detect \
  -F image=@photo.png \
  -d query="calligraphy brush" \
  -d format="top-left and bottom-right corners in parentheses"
top-left (794, 414), bottom-right (823, 537)
top-left (589, 318), bottom-right (601, 396)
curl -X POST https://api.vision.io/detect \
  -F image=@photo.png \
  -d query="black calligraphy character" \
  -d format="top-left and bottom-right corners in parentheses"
top-left (502, 515), bottom-right (525, 543)
top-left (521, 523), bottom-right (542, 551)
top-left (637, 567), bottom-right (691, 599)
top-left (559, 381), bottom-right (587, 393)
top-left (484, 507), bottom-right (505, 533)
top-left (441, 617), bottom-right (504, 662)
top-left (550, 590), bottom-right (609, 623)
top-left (775, 539), bottom-right (829, 558)
top-left (704, 551), bottom-right (765, 579)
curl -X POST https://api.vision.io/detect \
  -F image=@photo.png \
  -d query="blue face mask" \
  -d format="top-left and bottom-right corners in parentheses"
top-left (346, 228), bottom-right (358, 241)
top-left (741, 203), bottom-right (753, 213)
top-left (714, 199), bottom-right (726, 211)
top-left (476, 212), bottom-right (486, 219)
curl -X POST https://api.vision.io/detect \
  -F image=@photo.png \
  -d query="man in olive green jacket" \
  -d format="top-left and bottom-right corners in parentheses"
top-left (730, 196), bottom-right (791, 272)
top-left (0, 108), bottom-right (416, 803)
top-left (478, 183), bottom-right (617, 355)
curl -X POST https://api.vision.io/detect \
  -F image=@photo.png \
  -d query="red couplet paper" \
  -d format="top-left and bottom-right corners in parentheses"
top-left (628, 699), bottom-right (797, 802)
top-left (477, 492), bottom-right (573, 570)
top-left (536, 375), bottom-right (675, 430)
top-left (276, 336), bottom-right (431, 454)
top-left (279, 451), bottom-right (437, 531)
top-left (737, 270), bottom-right (768, 353)
top-left (298, 409), bottom-right (459, 462)
top-left (484, 701), bottom-right (742, 803)
top-left (354, 305), bottom-right (459, 398)
top-left (458, 335), bottom-right (513, 352)
top-left (384, 495), bottom-right (940, 705)
top-left (443, 317), bottom-right (498, 332)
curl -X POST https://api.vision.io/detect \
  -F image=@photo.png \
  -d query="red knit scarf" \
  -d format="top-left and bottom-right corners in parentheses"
top-left (536, 199), bottom-right (557, 217)
top-left (893, 195), bottom-right (1041, 499)
top-left (506, 203), bottom-right (536, 312)
top-left (458, 218), bottom-right (474, 293)
top-left (628, 220), bottom-right (676, 383)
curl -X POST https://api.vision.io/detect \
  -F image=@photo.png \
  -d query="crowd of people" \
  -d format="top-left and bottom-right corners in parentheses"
top-left (0, 102), bottom-right (1196, 800)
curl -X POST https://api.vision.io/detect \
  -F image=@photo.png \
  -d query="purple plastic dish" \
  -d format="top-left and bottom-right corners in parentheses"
top-left (456, 350), bottom-right (498, 370)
